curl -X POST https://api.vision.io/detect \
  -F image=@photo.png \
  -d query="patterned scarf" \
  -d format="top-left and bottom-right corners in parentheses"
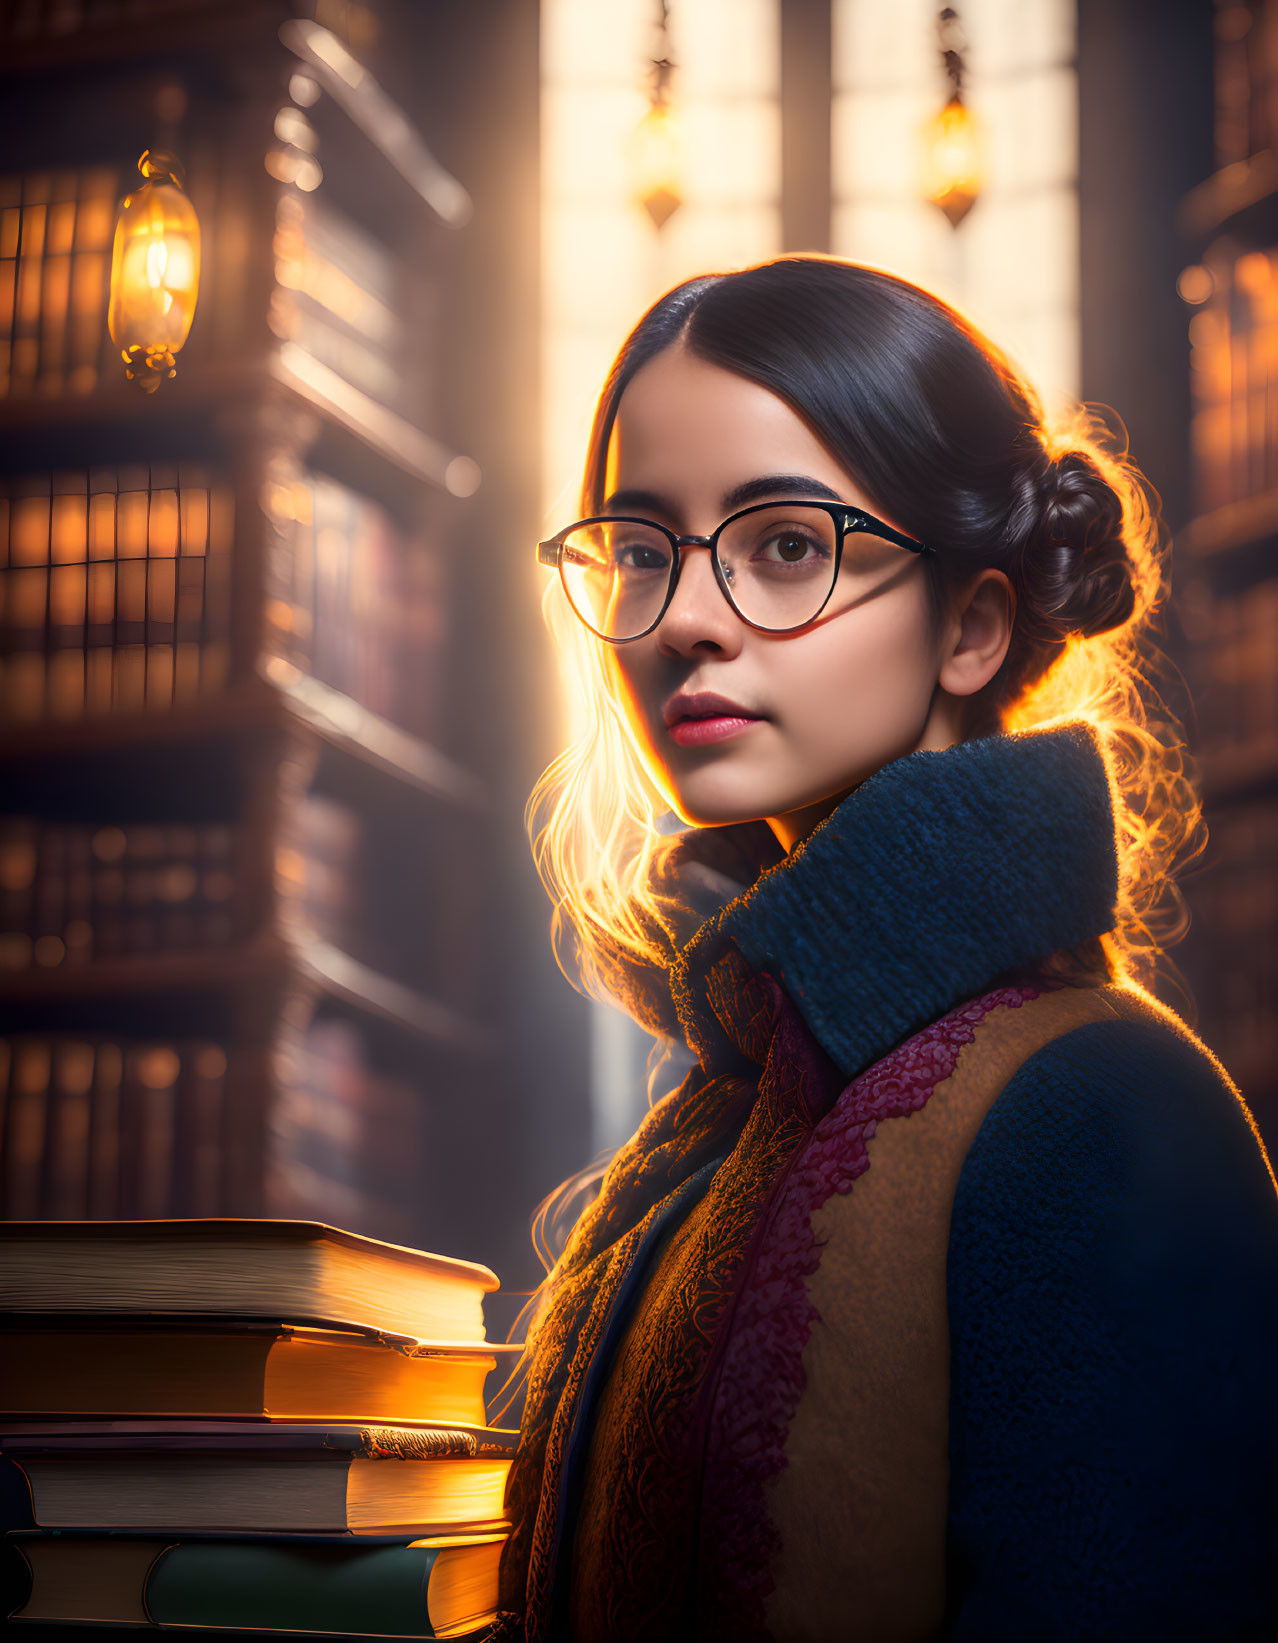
top-left (489, 723), bottom-right (1120, 1640)
top-left (493, 929), bottom-right (848, 1641)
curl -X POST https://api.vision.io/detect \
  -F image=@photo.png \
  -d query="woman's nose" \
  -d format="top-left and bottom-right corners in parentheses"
top-left (653, 544), bottom-right (744, 653)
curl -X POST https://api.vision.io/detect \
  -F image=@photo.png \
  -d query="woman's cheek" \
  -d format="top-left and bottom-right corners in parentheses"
top-left (606, 651), bottom-right (652, 740)
top-left (768, 627), bottom-right (926, 775)
top-left (607, 651), bottom-right (678, 791)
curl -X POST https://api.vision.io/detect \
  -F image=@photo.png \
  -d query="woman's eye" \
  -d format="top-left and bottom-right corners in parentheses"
top-left (614, 543), bottom-right (669, 571)
top-left (757, 530), bottom-right (828, 565)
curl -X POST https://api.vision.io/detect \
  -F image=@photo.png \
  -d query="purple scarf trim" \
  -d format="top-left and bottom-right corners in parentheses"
top-left (696, 979), bottom-right (1048, 1637)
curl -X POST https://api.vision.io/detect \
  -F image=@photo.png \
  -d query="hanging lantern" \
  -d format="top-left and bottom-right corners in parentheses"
top-left (631, 1), bottom-right (683, 231)
top-left (108, 149), bottom-right (201, 393)
top-left (632, 98), bottom-right (684, 229)
top-left (922, 8), bottom-right (983, 228)
top-left (923, 97), bottom-right (983, 226)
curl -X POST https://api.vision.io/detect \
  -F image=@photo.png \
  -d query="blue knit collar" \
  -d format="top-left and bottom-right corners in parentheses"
top-left (671, 720), bottom-right (1120, 1082)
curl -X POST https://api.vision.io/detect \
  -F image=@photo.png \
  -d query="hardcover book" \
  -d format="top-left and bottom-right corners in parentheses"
top-left (0, 1218), bottom-right (500, 1342)
top-left (9, 1529), bottom-right (506, 1638)
top-left (1, 1419), bottom-right (518, 1534)
top-left (0, 1320), bottom-right (511, 1426)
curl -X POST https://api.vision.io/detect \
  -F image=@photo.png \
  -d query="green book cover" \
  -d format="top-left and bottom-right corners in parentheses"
top-left (147, 1539), bottom-right (450, 1634)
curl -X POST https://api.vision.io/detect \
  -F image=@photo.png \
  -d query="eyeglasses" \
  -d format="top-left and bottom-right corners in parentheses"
top-left (536, 499), bottom-right (936, 642)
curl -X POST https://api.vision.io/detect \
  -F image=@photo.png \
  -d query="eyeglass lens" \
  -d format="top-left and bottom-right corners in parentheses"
top-left (559, 504), bottom-right (885, 640)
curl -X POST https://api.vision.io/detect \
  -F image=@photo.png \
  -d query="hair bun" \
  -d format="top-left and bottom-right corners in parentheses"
top-left (1022, 448), bottom-right (1136, 640)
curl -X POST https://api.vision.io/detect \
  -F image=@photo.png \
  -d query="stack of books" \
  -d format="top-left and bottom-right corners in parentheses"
top-left (0, 1218), bottom-right (520, 1638)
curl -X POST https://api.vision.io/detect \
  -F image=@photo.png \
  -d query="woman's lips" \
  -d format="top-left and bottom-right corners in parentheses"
top-left (667, 714), bottom-right (764, 747)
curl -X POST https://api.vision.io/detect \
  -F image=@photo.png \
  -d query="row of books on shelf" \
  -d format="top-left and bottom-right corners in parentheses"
top-left (1189, 576), bottom-right (1278, 754)
top-left (0, 165), bottom-right (119, 402)
top-left (0, 796), bottom-right (442, 1008)
top-left (0, 1217), bottom-right (521, 1637)
top-left (1187, 796), bottom-right (1278, 946)
top-left (267, 1017), bottom-right (430, 1249)
top-left (0, 815), bottom-right (237, 970)
top-left (0, 461), bottom-right (448, 740)
top-left (1, 640), bottom-right (231, 722)
top-left (262, 467), bottom-right (448, 741)
top-left (1, 1032), bottom-right (227, 1222)
top-left (1212, 0), bottom-right (1278, 171)
top-left (270, 188), bottom-right (435, 431)
top-left (1185, 790), bottom-right (1278, 1098)
top-left (1189, 245), bottom-right (1278, 515)
top-left (0, 1015), bottom-right (429, 1244)
top-left (0, 786), bottom-right (372, 973)
top-left (275, 785), bottom-right (368, 953)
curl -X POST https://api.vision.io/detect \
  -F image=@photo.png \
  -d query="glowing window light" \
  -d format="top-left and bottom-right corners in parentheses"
top-left (542, 0), bottom-right (781, 1154)
top-left (543, 0), bottom-right (780, 534)
top-left (108, 150), bottom-right (201, 393)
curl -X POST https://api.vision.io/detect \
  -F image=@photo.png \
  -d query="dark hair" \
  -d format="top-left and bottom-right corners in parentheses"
top-left (579, 256), bottom-right (1140, 740)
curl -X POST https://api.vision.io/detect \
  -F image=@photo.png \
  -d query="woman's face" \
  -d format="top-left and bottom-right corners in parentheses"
top-left (603, 342), bottom-right (1013, 851)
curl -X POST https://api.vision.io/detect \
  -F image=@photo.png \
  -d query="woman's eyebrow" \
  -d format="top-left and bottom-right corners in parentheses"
top-left (601, 475), bottom-right (846, 516)
top-left (721, 475), bottom-right (845, 508)
top-left (601, 487), bottom-right (671, 516)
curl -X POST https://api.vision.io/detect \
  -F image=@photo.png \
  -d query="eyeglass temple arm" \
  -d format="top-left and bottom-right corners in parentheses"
top-left (844, 509), bottom-right (936, 556)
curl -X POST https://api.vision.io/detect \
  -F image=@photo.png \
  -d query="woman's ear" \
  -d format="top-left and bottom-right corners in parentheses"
top-left (937, 569), bottom-right (1015, 698)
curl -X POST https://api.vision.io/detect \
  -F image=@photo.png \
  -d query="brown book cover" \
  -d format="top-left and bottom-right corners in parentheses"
top-left (0, 1321), bottom-right (514, 1425)
top-left (0, 816), bottom-right (37, 970)
top-left (173, 1043), bottom-right (227, 1217)
top-left (2, 1041), bottom-right (49, 1220)
top-left (1, 1418), bottom-right (518, 1534)
top-left (85, 1040), bottom-right (124, 1219)
top-left (0, 1217), bottom-right (500, 1342)
top-left (40, 1039), bottom-right (95, 1219)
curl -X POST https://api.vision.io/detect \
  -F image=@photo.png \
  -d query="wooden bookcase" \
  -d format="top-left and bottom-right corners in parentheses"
top-left (0, 0), bottom-right (500, 1257)
top-left (1173, 0), bottom-right (1278, 1129)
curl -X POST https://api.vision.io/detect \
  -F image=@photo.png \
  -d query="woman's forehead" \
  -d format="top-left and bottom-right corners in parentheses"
top-left (607, 346), bottom-right (867, 514)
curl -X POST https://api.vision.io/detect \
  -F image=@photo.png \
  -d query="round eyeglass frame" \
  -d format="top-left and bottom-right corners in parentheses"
top-left (536, 498), bottom-right (938, 643)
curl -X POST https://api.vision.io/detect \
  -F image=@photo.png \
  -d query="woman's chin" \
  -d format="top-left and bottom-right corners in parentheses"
top-left (660, 784), bottom-right (780, 831)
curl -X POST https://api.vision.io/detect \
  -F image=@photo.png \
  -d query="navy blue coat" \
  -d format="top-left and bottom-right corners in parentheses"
top-left (694, 721), bottom-right (1278, 1638)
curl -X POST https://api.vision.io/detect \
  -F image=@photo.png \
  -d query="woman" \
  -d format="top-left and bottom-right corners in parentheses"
top-left (489, 258), bottom-right (1278, 1642)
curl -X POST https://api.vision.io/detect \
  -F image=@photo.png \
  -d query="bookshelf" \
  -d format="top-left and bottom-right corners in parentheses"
top-left (1174, 0), bottom-right (1278, 1123)
top-left (0, 1), bottom-right (499, 1257)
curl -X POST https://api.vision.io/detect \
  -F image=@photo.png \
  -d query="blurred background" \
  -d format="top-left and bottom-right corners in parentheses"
top-left (0, 0), bottom-right (1271, 1329)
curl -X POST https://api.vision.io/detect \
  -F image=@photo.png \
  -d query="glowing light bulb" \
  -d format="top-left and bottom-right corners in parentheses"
top-left (108, 149), bottom-right (201, 392)
top-left (632, 100), bottom-right (684, 230)
top-left (145, 239), bottom-right (168, 286)
top-left (922, 96), bottom-right (983, 228)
